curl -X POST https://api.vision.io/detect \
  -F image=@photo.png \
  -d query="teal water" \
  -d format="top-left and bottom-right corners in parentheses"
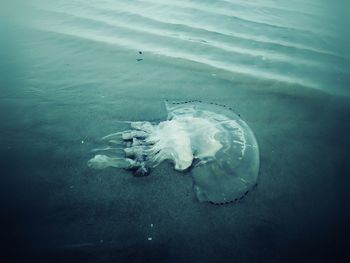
top-left (1, 0), bottom-right (350, 262)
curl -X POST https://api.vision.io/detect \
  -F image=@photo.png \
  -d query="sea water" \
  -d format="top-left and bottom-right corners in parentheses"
top-left (1, 0), bottom-right (350, 262)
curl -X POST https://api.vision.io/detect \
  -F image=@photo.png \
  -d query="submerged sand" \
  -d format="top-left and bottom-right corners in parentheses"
top-left (2, 81), bottom-right (349, 262)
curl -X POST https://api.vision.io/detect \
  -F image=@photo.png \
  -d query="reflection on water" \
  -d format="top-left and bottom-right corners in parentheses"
top-left (25, 0), bottom-right (350, 96)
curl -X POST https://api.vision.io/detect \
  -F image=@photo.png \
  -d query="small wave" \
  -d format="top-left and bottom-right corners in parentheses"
top-left (27, 0), bottom-right (350, 96)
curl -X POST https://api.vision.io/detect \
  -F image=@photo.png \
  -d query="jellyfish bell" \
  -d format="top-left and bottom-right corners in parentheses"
top-left (164, 101), bottom-right (260, 204)
top-left (88, 100), bottom-right (260, 204)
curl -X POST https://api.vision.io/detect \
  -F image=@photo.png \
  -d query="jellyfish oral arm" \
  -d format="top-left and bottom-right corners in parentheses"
top-left (148, 121), bottom-right (194, 170)
top-left (87, 154), bottom-right (140, 170)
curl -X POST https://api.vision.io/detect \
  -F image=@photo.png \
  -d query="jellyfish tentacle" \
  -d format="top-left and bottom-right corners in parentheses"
top-left (90, 147), bottom-right (125, 156)
top-left (101, 131), bottom-right (125, 140)
top-left (106, 139), bottom-right (125, 147)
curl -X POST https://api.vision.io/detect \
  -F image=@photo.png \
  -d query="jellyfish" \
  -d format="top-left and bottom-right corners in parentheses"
top-left (88, 100), bottom-right (260, 204)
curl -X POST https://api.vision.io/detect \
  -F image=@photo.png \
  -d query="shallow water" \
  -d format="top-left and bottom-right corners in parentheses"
top-left (1, 0), bottom-right (350, 262)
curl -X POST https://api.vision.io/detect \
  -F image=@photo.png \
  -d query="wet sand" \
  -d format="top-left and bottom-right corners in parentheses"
top-left (1, 83), bottom-right (349, 263)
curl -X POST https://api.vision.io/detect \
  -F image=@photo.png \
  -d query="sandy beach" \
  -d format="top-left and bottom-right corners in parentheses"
top-left (1, 1), bottom-right (349, 262)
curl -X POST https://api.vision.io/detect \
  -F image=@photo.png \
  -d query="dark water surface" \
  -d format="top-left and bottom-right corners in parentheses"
top-left (1, 0), bottom-right (350, 262)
